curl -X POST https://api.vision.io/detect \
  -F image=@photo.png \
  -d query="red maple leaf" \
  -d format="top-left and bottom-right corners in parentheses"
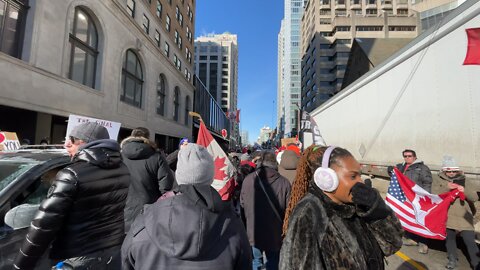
top-left (418, 196), bottom-right (435, 212)
top-left (214, 157), bottom-right (228, 180)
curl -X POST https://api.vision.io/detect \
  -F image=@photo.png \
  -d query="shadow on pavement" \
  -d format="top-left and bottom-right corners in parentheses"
top-left (394, 260), bottom-right (429, 270)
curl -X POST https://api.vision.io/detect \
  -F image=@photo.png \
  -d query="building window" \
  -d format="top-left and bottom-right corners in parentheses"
top-left (184, 95), bottom-right (190, 125)
top-left (164, 42), bottom-right (169, 56)
top-left (127, 0), bottom-right (135, 18)
top-left (154, 30), bottom-right (160, 46)
top-left (173, 87), bottom-right (179, 121)
top-left (366, 9), bottom-right (378, 15)
top-left (121, 49), bottom-right (143, 108)
top-left (0, 0), bottom-right (28, 58)
top-left (166, 15), bottom-right (170, 31)
top-left (142, 14), bottom-right (149, 34)
top-left (68, 7), bottom-right (99, 89)
top-left (174, 54), bottom-right (181, 70)
top-left (397, 9), bottom-right (408, 16)
top-left (156, 74), bottom-right (166, 115)
top-left (356, 25), bottom-right (383, 31)
top-left (179, 13), bottom-right (183, 27)
top-left (389, 26), bottom-right (416, 31)
top-left (156, 1), bottom-right (162, 18)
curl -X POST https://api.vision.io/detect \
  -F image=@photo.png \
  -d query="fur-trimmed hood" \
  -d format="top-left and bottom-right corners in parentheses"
top-left (121, 136), bottom-right (157, 160)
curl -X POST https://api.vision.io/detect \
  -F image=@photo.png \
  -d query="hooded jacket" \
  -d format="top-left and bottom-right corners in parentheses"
top-left (396, 159), bottom-right (432, 192)
top-left (121, 185), bottom-right (251, 270)
top-left (432, 172), bottom-right (478, 231)
top-left (278, 150), bottom-right (299, 184)
top-left (280, 184), bottom-right (403, 270)
top-left (14, 139), bottom-right (130, 270)
top-left (121, 136), bottom-right (174, 232)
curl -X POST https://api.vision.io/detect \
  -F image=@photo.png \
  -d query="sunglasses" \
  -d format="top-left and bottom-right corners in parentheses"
top-left (445, 170), bottom-right (459, 173)
top-left (68, 136), bottom-right (81, 144)
top-left (403, 155), bottom-right (413, 158)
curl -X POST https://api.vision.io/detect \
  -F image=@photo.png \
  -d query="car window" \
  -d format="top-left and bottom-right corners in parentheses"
top-left (0, 162), bottom-right (36, 193)
top-left (19, 168), bottom-right (61, 205)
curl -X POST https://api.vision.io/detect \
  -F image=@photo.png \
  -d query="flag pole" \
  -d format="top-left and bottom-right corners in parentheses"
top-left (189, 111), bottom-right (203, 122)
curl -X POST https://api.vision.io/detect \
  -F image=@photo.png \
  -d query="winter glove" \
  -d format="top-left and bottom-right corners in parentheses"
top-left (351, 182), bottom-right (391, 222)
top-left (387, 166), bottom-right (394, 177)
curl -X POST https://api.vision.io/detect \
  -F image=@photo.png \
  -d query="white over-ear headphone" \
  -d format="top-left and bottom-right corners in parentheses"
top-left (313, 146), bottom-right (339, 192)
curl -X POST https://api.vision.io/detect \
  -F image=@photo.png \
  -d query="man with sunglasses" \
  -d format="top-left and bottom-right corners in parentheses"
top-left (14, 122), bottom-right (130, 270)
top-left (394, 149), bottom-right (433, 254)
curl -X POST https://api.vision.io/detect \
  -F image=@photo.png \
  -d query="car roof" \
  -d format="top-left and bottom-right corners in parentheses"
top-left (0, 149), bottom-right (69, 163)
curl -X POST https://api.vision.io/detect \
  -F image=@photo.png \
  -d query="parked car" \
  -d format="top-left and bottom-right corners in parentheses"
top-left (0, 149), bottom-right (71, 269)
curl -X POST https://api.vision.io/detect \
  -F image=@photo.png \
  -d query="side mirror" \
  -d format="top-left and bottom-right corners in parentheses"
top-left (4, 204), bottom-right (39, 230)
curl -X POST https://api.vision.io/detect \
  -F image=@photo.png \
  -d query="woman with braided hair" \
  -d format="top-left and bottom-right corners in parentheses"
top-left (279, 145), bottom-right (403, 270)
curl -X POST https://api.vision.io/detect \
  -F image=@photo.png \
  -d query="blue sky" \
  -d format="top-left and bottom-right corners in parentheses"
top-left (195, 0), bottom-right (284, 144)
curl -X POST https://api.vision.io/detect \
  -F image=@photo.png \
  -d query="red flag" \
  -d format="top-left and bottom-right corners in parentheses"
top-left (386, 168), bottom-right (464, 240)
top-left (463, 28), bottom-right (480, 65)
top-left (197, 121), bottom-right (236, 200)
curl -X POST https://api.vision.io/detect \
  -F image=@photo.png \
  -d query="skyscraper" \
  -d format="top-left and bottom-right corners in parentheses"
top-left (300, 0), bottom-right (419, 112)
top-left (194, 33), bottom-right (239, 144)
top-left (280, 0), bottom-right (304, 137)
top-left (277, 20), bottom-right (286, 140)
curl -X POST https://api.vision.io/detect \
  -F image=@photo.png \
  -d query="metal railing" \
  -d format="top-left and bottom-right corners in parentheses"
top-left (193, 76), bottom-right (229, 135)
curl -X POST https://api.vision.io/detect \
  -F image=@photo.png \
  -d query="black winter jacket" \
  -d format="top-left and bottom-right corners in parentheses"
top-left (396, 160), bottom-right (432, 192)
top-left (121, 137), bottom-right (174, 232)
top-left (240, 167), bottom-right (291, 251)
top-left (121, 185), bottom-right (252, 270)
top-left (13, 140), bottom-right (130, 270)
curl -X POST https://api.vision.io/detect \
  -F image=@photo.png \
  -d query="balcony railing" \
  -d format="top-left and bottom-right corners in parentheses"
top-left (193, 76), bottom-right (229, 136)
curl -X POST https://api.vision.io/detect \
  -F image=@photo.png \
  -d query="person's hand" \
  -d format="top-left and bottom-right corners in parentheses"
top-left (387, 166), bottom-right (394, 176)
top-left (447, 182), bottom-right (465, 193)
top-left (351, 182), bottom-right (378, 210)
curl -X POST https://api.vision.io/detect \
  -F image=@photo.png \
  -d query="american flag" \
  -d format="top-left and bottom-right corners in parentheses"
top-left (386, 168), bottom-right (463, 240)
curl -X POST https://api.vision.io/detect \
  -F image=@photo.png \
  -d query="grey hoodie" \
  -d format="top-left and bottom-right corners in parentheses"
top-left (121, 185), bottom-right (252, 270)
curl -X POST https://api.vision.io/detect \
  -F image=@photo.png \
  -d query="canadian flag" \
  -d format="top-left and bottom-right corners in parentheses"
top-left (197, 121), bottom-right (236, 200)
top-left (463, 28), bottom-right (480, 65)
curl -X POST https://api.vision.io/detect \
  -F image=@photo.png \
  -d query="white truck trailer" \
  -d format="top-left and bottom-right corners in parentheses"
top-left (310, 0), bottom-right (480, 179)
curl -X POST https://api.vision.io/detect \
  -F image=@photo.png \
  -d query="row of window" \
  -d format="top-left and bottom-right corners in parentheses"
top-left (319, 8), bottom-right (408, 17)
top-left (68, 7), bottom-right (189, 124)
top-left (320, 0), bottom-right (407, 5)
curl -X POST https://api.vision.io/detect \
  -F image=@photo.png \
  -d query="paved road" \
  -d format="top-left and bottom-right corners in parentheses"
top-left (386, 241), bottom-right (472, 269)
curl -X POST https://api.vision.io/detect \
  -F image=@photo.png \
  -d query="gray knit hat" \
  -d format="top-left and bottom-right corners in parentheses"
top-left (175, 143), bottom-right (214, 186)
top-left (70, 122), bottom-right (110, 143)
top-left (441, 155), bottom-right (460, 171)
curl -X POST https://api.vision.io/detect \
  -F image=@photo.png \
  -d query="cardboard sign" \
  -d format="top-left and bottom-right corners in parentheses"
top-left (66, 115), bottom-right (121, 140)
top-left (281, 138), bottom-right (297, 147)
top-left (0, 132), bottom-right (21, 151)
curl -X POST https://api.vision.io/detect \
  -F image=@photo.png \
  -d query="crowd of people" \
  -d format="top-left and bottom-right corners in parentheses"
top-left (11, 122), bottom-right (479, 270)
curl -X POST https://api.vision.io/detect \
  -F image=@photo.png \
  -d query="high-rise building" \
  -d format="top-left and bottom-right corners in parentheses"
top-left (240, 130), bottom-right (249, 146)
top-left (258, 126), bottom-right (272, 144)
top-left (0, 0), bottom-right (195, 153)
top-left (280, 0), bottom-right (304, 137)
top-left (194, 33), bottom-right (239, 145)
top-left (277, 20), bottom-right (286, 140)
top-left (300, 0), bottom-right (420, 112)
top-left (411, 0), bottom-right (466, 31)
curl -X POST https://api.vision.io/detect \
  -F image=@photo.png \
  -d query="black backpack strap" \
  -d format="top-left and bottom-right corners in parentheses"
top-left (255, 170), bottom-right (283, 223)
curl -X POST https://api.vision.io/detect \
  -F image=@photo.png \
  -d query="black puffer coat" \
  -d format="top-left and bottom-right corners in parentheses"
top-left (13, 140), bottom-right (130, 270)
top-left (121, 137), bottom-right (174, 232)
top-left (280, 184), bottom-right (403, 270)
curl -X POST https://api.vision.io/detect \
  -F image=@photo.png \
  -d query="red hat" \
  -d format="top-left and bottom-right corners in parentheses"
top-left (286, 145), bottom-right (300, 156)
